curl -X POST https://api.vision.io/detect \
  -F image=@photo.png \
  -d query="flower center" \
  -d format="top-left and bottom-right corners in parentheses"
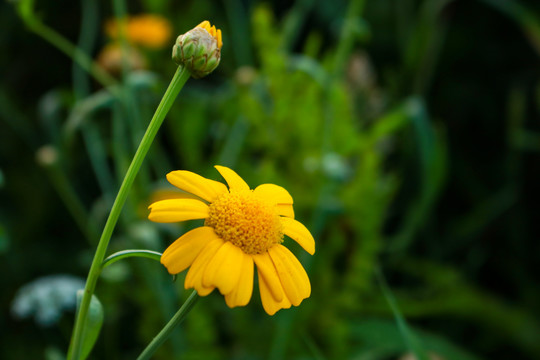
top-left (205, 190), bottom-right (283, 254)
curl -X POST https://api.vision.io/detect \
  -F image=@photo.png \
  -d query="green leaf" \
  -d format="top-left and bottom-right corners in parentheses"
top-left (376, 269), bottom-right (430, 360)
top-left (350, 319), bottom-right (481, 360)
top-left (388, 97), bottom-right (447, 252)
top-left (75, 290), bottom-right (104, 360)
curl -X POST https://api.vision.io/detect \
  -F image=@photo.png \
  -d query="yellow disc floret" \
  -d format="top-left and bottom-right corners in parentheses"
top-left (205, 190), bottom-right (283, 255)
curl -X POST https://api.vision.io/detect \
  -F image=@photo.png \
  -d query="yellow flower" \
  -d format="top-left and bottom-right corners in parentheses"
top-left (148, 166), bottom-right (315, 315)
top-left (105, 14), bottom-right (172, 49)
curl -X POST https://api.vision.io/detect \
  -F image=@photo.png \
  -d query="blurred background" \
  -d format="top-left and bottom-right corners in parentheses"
top-left (1, 0), bottom-right (540, 359)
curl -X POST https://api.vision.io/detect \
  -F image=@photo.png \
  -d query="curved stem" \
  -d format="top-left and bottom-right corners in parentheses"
top-left (67, 66), bottom-right (191, 360)
top-left (137, 290), bottom-right (199, 360)
top-left (101, 249), bottom-right (162, 269)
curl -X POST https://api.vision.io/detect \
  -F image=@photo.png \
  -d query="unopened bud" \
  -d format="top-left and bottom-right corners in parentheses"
top-left (172, 21), bottom-right (222, 78)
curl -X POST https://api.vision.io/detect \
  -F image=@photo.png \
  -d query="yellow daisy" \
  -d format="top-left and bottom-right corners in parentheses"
top-left (148, 166), bottom-right (315, 315)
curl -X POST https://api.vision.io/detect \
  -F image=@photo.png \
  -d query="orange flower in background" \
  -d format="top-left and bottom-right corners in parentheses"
top-left (96, 43), bottom-right (147, 75)
top-left (105, 14), bottom-right (172, 49)
top-left (148, 166), bottom-right (315, 315)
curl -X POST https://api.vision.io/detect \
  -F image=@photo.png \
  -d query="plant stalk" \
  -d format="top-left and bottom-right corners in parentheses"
top-left (137, 290), bottom-right (199, 360)
top-left (67, 66), bottom-right (191, 360)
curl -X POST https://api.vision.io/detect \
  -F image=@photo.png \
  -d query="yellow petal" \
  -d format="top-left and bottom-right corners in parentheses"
top-left (277, 204), bottom-right (295, 218)
top-left (184, 236), bottom-right (225, 296)
top-left (203, 241), bottom-right (244, 295)
top-left (149, 189), bottom-right (202, 204)
top-left (167, 170), bottom-right (228, 203)
top-left (254, 184), bottom-right (293, 205)
top-left (216, 29), bottom-right (223, 48)
top-left (268, 245), bottom-right (311, 306)
top-left (148, 199), bottom-right (209, 223)
top-left (254, 184), bottom-right (294, 218)
top-left (225, 254), bottom-right (254, 308)
top-left (215, 165), bottom-right (250, 191)
top-left (281, 217), bottom-right (315, 255)
top-left (258, 270), bottom-right (291, 315)
top-left (160, 227), bottom-right (217, 274)
top-left (197, 20), bottom-right (210, 30)
top-left (252, 252), bottom-right (283, 302)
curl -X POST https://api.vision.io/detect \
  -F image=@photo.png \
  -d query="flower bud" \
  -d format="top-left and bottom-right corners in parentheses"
top-left (172, 21), bottom-right (222, 78)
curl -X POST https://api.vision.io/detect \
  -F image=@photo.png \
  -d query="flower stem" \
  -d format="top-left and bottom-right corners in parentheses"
top-left (101, 249), bottom-right (163, 269)
top-left (67, 66), bottom-right (191, 360)
top-left (137, 290), bottom-right (199, 360)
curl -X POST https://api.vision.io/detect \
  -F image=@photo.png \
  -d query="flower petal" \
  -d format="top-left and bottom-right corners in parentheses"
top-left (149, 189), bottom-right (202, 204)
top-left (203, 241), bottom-right (244, 295)
top-left (160, 227), bottom-right (217, 274)
top-left (148, 199), bottom-right (209, 223)
top-left (215, 165), bottom-right (250, 191)
top-left (225, 254), bottom-right (254, 308)
top-left (281, 217), bottom-right (315, 255)
top-left (254, 184), bottom-right (293, 205)
top-left (258, 270), bottom-right (291, 315)
top-left (252, 252), bottom-right (283, 302)
top-left (167, 170), bottom-right (228, 202)
top-left (277, 204), bottom-right (295, 218)
top-left (184, 236), bottom-right (225, 296)
top-left (268, 245), bottom-right (311, 306)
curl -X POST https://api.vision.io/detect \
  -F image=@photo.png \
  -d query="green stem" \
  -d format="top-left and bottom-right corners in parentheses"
top-left (67, 66), bottom-right (191, 360)
top-left (137, 290), bottom-right (199, 360)
top-left (101, 249), bottom-right (162, 269)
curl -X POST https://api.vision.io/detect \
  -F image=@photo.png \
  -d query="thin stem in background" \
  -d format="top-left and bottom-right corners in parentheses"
top-left (332, 0), bottom-right (366, 77)
top-left (321, 0), bottom-right (365, 154)
top-left (40, 155), bottom-right (99, 245)
top-left (137, 290), bottom-right (199, 360)
top-left (19, 13), bottom-right (117, 89)
top-left (375, 267), bottom-right (429, 360)
top-left (72, 0), bottom-right (99, 98)
top-left (73, 0), bottom-right (116, 205)
top-left (222, 0), bottom-right (254, 66)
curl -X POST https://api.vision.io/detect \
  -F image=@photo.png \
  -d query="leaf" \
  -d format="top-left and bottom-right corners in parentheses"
top-left (350, 319), bottom-right (481, 360)
top-left (75, 290), bottom-right (104, 360)
top-left (376, 269), bottom-right (430, 360)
